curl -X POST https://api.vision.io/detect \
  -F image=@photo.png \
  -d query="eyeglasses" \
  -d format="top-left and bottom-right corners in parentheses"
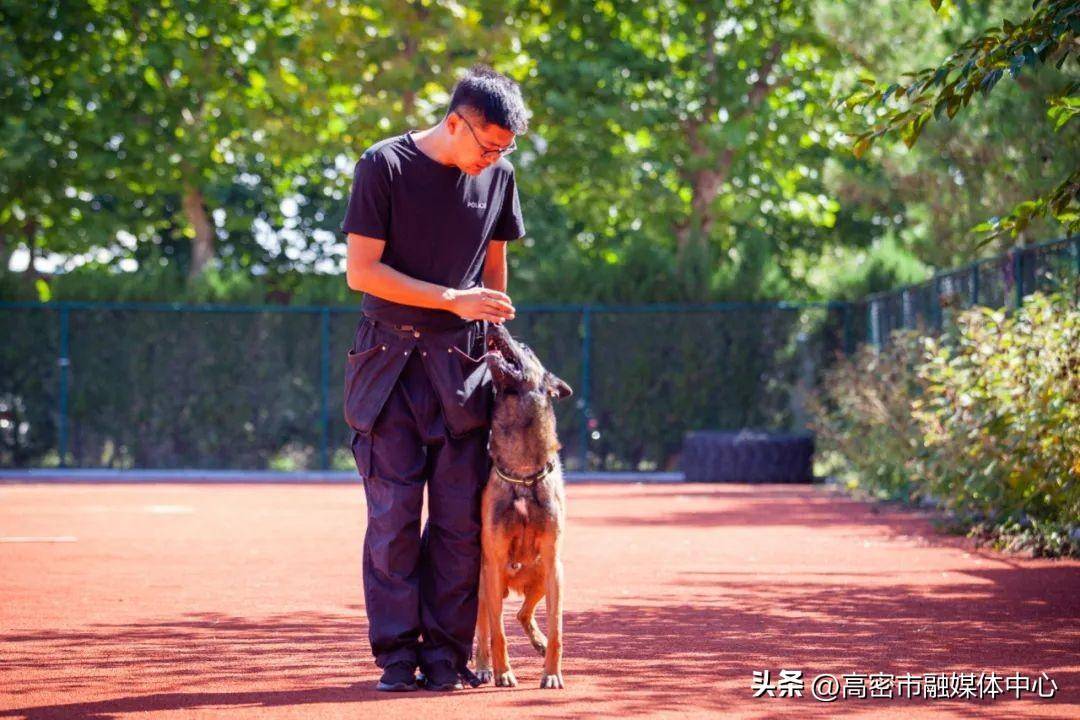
top-left (455, 111), bottom-right (516, 159)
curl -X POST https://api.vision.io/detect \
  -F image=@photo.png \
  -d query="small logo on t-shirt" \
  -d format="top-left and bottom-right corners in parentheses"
top-left (466, 201), bottom-right (487, 210)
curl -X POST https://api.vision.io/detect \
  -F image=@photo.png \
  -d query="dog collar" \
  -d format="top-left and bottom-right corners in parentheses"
top-left (493, 460), bottom-right (555, 486)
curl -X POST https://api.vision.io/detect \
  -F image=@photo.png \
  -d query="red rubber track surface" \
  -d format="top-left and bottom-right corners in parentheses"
top-left (1, 482), bottom-right (1077, 719)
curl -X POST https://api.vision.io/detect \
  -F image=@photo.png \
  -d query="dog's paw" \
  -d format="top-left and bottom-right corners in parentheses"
top-left (474, 668), bottom-right (493, 684)
top-left (529, 636), bottom-right (547, 656)
top-left (494, 670), bottom-right (517, 687)
top-left (539, 673), bottom-right (564, 689)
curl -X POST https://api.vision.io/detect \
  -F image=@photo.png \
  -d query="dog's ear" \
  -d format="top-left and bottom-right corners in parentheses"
top-left (544, 372), bottom-right (573, 400)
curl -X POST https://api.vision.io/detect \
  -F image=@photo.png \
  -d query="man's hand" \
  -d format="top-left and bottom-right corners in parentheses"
top-left (447, 287), bottom-right (515, 324)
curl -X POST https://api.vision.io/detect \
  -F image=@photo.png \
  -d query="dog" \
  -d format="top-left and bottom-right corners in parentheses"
top-left (472, 321), bottom-right (573, 689)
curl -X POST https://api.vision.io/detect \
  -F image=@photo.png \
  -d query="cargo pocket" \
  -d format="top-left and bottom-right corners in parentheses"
top-left (342, 321), bottom-right (410, 435)
top-left (346, 344), bottom-right (382, 365)
top-left (431, 342), bottom-right (493, 438)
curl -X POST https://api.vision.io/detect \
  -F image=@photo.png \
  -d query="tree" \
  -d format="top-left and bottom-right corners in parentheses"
top-left (501, 0), bottom-right (849, 303)
top-left (0, 0), bottom-right (126, 281)
top-left (1, 0), bottom-right (512, 286)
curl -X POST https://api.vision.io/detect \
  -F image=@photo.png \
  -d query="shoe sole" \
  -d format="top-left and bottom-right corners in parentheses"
top-left (376, 680), bottom-right (419, 692)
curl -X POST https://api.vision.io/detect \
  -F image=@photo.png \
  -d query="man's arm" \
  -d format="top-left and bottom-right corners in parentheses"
top-left (347, 232), bottom-right (515, 322)
top-left (347, 232), bottom-right (457, 310)
top-left (481, 240), bottom-right (508, 294)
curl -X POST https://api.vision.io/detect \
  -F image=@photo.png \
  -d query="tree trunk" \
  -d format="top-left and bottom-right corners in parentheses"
top-left (22, 219), bottom-right (40, 280)
top-left (183, 184), bottom-right (215, 279)
top-left (401, 34), bottom-right (418, 120)
top-left (675, 125), bottom-right (734, 264)
top-left (673, 39), bottom-right (785, 262)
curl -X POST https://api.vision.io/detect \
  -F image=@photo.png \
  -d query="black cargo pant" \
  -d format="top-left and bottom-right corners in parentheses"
top-left (344, 315), bottom-right (493, 673)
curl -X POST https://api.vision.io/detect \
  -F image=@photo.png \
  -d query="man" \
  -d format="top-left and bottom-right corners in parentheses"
top-left (340, 64), bottom-right (528, 692)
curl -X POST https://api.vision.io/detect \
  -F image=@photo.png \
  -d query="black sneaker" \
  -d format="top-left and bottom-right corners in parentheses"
top-left (459, 666), bottom-right (484, 688)
top-left (419, 660), bottom-right (464, 691)
top-left (376, 660), bottom-right (419, 692)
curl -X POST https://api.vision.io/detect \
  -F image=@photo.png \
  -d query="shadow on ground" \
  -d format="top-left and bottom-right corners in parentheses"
top-left (3, 561), bottom-right (1076, 719)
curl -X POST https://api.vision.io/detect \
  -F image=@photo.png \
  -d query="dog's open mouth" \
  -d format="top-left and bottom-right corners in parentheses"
top-left (486, 335), bottom-right (523, 376)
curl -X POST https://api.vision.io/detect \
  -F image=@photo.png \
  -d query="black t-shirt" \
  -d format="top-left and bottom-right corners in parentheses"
top-left (340, 130), bottom-right (526, 328)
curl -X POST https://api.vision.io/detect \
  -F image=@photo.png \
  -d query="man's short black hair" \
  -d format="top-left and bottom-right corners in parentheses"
top-left (446, 64), bottom-right (529, 135)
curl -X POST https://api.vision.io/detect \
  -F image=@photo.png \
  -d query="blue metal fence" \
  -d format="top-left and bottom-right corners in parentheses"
top-left (849, 235), bottom-right (1079, 350)
top-left (0, 299), bottom-right (846, 472)
top-left (1, 234), bottom-right (1076, 472)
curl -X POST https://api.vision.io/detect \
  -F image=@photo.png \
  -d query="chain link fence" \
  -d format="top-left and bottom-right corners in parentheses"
top-left (2, 234), bottom-right (1075, 473)
top-left (846, 235), bottom-right (1079, 350)
top-left (1, 299), bottom-right (846, 472)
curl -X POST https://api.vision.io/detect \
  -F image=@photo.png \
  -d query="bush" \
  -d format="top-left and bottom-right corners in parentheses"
top-left (914, 293), bottom-right (1079, 527)
top-left (807, 327), bottom-right (928, 503)
top-left (0, 265), bottom-right (356, 306)
top-left (810, 291), bottom-right (1080, 556)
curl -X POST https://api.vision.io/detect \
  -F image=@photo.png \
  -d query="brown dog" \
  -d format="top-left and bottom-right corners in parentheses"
top-left (472, 321), bottom-right (573, 689)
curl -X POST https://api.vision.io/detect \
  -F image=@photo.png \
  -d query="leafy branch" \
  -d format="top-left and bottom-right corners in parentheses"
top-left (842, 0), bottom-right (1079, 246)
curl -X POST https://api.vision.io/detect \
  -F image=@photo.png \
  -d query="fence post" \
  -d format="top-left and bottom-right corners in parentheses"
top-left (319, 307), bottom-right (330, 471)
top-left (970, 264), bottom-right (980, 307)
top-left (868, 299), bottom-right (881, 351)
top-left (57, 304), bottom-right (70, 468)
top-left (841, 302), bottom-right (853, 355)
top-left (933, 276), bottom-right (942, 331)
top-left (1074, 237), bottom-right (1079, 303)
top-left (579, 305), bottom-right (591, 472)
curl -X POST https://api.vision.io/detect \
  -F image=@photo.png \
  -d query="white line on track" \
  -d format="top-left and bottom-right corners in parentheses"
top-left (0, 536), bottom-right (78, 543)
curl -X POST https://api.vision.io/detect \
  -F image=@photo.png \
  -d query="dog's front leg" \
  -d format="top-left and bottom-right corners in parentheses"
top-left (474, 561), bottom-right (493, 683)
top-left (517, 580), bottom-right (548, 656)
top-left (482, 547), bottom-right (516, 687)
top-left (539, 550), bottom-right (565, 689)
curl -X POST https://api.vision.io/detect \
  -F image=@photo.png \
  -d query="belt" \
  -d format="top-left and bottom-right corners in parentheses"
top-left (366, 315), bottom-right (478, 338)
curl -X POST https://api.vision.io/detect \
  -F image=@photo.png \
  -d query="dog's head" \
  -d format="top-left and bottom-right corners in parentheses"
top-left (483, 322), bottom-right (573, 471)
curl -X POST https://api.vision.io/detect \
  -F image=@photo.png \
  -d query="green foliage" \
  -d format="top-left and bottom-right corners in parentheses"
top-left (2, 0), bottom-right (1074, 305)
top-left (820, 0), bottom-right (1075, 267)
top-left (0, 261), bottom-right (354, 306)
top-left (0, 0), bottom-right (502, 279)
top-left (811, 291), bottom-right (1080, 556)
top-left (510, 0), bottom-right (847, 302)
top-left (804, 233), bottom-right (932, 300)
top-left (844, 0), bottom-right (1079, 246)
top-left (808, 328), bottom-right (928, 502)
top-left (914, 293), bottom-right (1079, 526)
